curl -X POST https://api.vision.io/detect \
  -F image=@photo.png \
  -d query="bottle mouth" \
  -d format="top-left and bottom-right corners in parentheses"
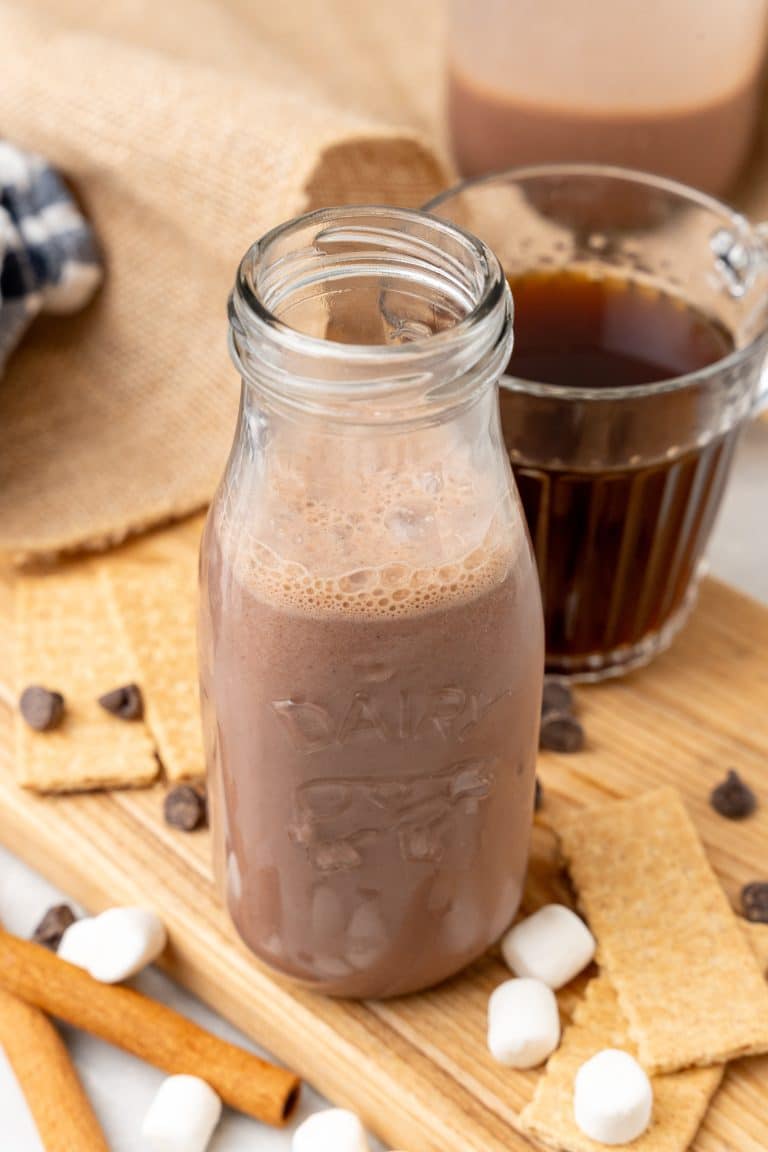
top-left (229, 205), bottom-right (512, 423)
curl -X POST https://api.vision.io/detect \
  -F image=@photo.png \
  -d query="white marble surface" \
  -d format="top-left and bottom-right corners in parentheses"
top-left (708, 421), bottom-right (768, 603)
top-left (1, 421), bottom-right (766, 1152)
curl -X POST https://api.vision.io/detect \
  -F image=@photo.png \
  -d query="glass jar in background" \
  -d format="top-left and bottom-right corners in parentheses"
top-left (199, 207), bottom-right (544, 999)
top-left (447, 0), bottom-right (768, 196)
top-left (426, 166), bottom-right (768, 680)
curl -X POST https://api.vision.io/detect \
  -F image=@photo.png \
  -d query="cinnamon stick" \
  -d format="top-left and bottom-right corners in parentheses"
top-left (0, 914), bottom-right (110, 1152)
top-left (0, 985), bottom-right (110, 1152)
top-left (0, 929), bottom-right (300, 1126)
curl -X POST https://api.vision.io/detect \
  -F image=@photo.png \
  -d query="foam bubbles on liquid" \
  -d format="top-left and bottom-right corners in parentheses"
top-left (384, 504), bottom-right (436, 544)
top-left (224, 449), bottom-right (520, 618)
top-left (234, 540), bottom-right (516, 619)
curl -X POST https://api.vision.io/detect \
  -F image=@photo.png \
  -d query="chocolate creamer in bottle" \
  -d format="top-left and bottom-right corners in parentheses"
top-left (199, 208), bottom-right (543, 998)
top-left (448, 0), bottom-right (768, 195)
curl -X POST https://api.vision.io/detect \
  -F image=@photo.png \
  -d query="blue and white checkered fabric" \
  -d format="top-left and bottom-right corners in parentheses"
top-left (0, 140), bottom-right (102, 373)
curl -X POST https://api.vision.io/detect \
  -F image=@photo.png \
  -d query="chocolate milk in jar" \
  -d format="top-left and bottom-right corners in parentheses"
top-left (199, 208), bottom-right (544, 998)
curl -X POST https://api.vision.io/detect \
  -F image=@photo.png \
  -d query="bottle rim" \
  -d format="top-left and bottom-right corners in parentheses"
top-left (228, 205), bottom-right (512, 422)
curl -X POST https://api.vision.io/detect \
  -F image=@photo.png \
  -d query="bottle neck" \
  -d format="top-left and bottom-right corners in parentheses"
top-left (228, 206), bottom-right (513, 429)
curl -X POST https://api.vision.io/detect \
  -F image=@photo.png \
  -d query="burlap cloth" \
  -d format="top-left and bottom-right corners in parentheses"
top-left (0, 0), bottom-right (447, 561)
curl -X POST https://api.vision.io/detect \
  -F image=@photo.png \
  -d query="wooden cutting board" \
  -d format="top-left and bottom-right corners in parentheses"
top-left (1, 575), bottom-right (767, 1152)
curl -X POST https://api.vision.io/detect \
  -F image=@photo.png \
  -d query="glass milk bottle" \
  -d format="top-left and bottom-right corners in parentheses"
top-left (199, 207), bottom-right (544, 998)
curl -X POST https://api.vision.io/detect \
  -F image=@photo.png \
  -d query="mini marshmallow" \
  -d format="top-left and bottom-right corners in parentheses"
top-left (487, 978), bottom-right (561, 1068)
top-left (142, 1074), bottom-right (222, 1152)
top-left (57, 917), bottom-right (100, 966)
top-left (58, 906), bottom-right (167, 983)
top-left (501, 904), bottom-right (596, 989)
top-left (292, 1108), bottom-right (371, 1152)
top-left (573, 1049), bottom-right (653, 1146)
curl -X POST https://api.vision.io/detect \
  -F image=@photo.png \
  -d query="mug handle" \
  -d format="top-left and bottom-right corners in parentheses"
top-left (711, 222), bottom-right (768, 417)
top-left (755, 355), bottom-right (768, 417)
top-left (752, 223), bottom-right (768, 417)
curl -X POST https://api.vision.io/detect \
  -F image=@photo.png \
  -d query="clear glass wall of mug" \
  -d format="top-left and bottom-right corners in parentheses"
top-left (426, 167), bottom-right (768, 679)
top-left (198, 208), bottom-right (544, 998)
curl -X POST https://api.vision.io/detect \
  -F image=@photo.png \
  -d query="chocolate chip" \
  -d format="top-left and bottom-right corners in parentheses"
top-left (709, 770), bottom-right (757, 820)
top-left (540, 711), bottom-right (585, 753)
top-left (97, 683), bottom-right (144, 721)
top-left (741, 882), bottom-right (768, 924)
top-left (164, 784), bottom-right (207, 831)
top-left (542, 676), bottom-right (573, 717)
top-left (31, 903), bottom-right (77, 950)
top-left (19, 685), bottom-right (65, 732)
top-left (534, 776), bottom-right (543, 811)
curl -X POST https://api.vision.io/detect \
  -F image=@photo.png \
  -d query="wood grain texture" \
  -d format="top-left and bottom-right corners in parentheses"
top-left (0, 574), bottom-right (766, 1151)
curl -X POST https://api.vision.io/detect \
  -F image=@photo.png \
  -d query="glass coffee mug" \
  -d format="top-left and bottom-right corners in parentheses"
top-left (427, 166), bottom-right (768, 679)
top-left (199, 207), bottom-right (544, 998)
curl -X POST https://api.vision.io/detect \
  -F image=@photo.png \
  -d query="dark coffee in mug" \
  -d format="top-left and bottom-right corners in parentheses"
top-left (501, 269), bottom-right (737, 672)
